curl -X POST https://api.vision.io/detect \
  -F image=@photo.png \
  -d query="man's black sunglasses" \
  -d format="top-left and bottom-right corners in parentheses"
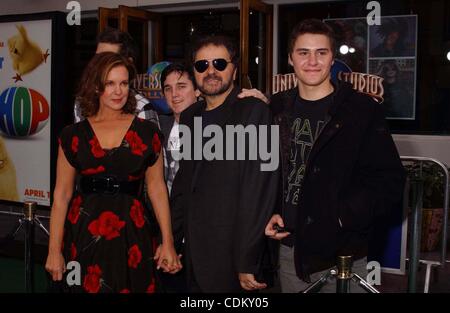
top-left (193, 58), bottom-right (231, 73)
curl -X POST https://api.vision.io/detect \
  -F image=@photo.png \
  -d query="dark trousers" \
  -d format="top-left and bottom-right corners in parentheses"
top-left (155, 268), bottom-right (187, 293)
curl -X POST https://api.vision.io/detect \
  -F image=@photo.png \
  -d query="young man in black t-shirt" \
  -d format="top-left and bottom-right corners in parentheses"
top-left (265, 19), bottom-right (405, 293)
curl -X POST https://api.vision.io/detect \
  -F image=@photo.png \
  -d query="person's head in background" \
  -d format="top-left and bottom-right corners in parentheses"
top-left (161, 63), bottom-right (200, 122)
top-left (95, 27), bottom-right (138, 64)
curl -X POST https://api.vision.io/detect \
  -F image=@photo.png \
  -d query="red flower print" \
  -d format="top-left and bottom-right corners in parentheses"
top-left (120, 289), bottom-right (130, 293)
top-left (89, 138), bottom-right (105, 158)
top-left (70, 243), bottom-right (77, 260)
top-left (71, 136), bottom-right (79, 153)
top-left (67, 195), bottom-right (82, 224)
top-left (152, 133), bottom-right (161, 154)
top-left (146, 278), bottom-right (155, 293)
top-left (125, 130), bottom-right (148, 156)
top-left (81, 165), bottom-right (105, 175)
top-left (128, 244), bottom-right (142, 269)
top-left (88, 211), bottom-right (125, 240)
top-left (130, 199), bottom-right (145, 228)
top-left (83, 264), bottom-right (102, 293)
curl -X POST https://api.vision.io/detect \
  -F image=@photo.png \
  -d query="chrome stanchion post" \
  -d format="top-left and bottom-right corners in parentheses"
top-left (401, 156), bottom-right (449, 293)
top-left (352, 273), bottom-right (381, 293)
top-left (408, 173), bottom-right (424, 293)
top-left (0, 203), bottom-right (49, 292)
top-left (336, 256), bottom-right (352, 293)
top-left (302, 271), bottom-right (333, 293)
top-left (301, 255), bottom-right (380, 293)
top-left (23, 201), bottom-right (36, 293)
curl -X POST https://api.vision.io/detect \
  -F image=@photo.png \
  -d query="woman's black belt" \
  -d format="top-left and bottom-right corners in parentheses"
top-left (78, 175), bottom-right (143, 197)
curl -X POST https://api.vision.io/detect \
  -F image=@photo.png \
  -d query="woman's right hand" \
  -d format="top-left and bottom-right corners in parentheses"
top-left (45, 251), bottom-right (66, 281)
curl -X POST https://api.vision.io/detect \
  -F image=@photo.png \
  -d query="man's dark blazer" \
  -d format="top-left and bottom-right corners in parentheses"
top-left (171, 86), bottom-right (279, 292)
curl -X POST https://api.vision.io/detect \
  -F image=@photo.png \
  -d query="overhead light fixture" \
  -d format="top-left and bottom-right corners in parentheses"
top-left (447, 51), bottom-right (450, 61)
top-left (349, 47), bottom-right (355, 53)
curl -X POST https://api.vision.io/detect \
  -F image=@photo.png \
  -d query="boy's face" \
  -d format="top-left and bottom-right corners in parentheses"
top-left (163, 71), bottom-right (199, 117)
top-left (289, 33), bottom-right (334, 89)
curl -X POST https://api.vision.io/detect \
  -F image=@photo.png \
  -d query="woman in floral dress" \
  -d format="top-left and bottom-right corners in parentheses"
top-left (45, 52), bottom-right (181, 293)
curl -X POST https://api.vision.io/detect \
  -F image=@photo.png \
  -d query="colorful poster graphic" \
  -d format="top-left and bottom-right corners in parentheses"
top-left (0, 20), bottom-right (52, 205)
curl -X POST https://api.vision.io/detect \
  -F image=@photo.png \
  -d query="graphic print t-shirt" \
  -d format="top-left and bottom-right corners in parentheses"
top-left (282, 91), bottom-right (334, 247)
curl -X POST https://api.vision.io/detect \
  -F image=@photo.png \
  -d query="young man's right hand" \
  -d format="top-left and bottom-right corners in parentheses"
top-left (265, 214), bottom-right (290, 240)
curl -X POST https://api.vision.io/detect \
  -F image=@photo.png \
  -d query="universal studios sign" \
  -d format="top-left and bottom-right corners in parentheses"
top-left (272, 71), bottom-right (385, 103)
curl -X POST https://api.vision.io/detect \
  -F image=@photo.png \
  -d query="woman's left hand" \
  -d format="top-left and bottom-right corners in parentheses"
top-left (154, 243), bottom-right (182, 274)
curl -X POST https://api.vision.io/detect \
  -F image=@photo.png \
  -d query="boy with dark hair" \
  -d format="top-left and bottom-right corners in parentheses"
top-left (96, 27), bottom-right (138, 62)
top-left (154, 63), bottom-right (199, 292)
top-left (265, 19), bottom-right (405, 293)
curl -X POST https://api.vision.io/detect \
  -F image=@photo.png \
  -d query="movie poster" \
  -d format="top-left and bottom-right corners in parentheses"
top-left (369, 58), bottom-right (416, 119)
top-left (324, 15), bottom-right (417, 120)
top-left (368, 15), bottom-right (417, 120)
top-left (0, 19), bottom-right (52, 205)
top-left (325, 18), bottom-right (368, 73)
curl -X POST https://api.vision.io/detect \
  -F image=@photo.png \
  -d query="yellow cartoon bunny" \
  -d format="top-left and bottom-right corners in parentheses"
top-left (0, 136), bottom-right (19, 202)
top-left (8, 24), bottom-right (44, 76)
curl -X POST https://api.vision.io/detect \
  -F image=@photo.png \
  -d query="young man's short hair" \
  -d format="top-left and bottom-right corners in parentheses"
top-left (161, 63), bottom-right (197, 92)
top-left (97, 27), bottom-right (138, 62)
top-left (288, 19), bottom-right (336, 57)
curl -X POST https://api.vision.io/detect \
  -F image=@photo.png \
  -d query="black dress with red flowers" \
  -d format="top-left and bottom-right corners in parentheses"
top-left (58, 116), bottom-right (162, 293)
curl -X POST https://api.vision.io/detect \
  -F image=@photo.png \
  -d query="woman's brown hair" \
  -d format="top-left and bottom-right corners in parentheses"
top-left (76, 52), bottom-right (137, 118)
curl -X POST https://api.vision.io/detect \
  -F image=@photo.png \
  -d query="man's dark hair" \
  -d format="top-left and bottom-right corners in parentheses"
top-left (288, 19), bottom-right (336, 57)
top-left (161, 63), bottom-right (197, 92)
top-left (97, 27), bottom-right (138, 62)
top-left (190, 35), bottom-right (239, 67)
